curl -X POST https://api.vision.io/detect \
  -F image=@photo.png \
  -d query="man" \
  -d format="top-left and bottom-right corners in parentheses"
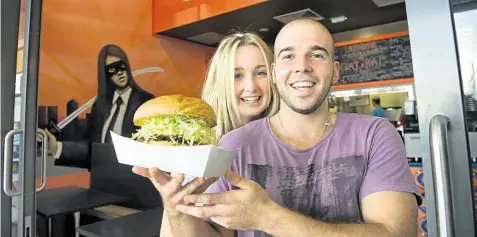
top-left (370, 96), bottom-right (386, 118)
top-left (135, 19), bottom-right (420, 237)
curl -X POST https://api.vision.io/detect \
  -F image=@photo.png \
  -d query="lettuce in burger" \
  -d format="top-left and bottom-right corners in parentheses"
top-left (131, 94), bottom-right (217, 146)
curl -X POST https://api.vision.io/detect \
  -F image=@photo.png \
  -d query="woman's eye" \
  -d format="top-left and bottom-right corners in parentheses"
top-left (234, 73), bottom-right (243, 80)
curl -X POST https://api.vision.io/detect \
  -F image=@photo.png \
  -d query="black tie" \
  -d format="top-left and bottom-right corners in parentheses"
top-left (108, 97), bottom-right (123, 133)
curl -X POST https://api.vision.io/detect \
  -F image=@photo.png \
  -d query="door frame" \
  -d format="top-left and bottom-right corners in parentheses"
top-left (0, 0), bottom-right (23, 235)
top-left (405, 0), bottom-right (477, 236)
top-left (1, 0), bottom-right (44, 236)
top-left (19, 0), bottom-right (44, 235)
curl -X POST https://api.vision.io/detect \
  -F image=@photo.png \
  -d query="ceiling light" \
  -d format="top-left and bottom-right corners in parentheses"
top-left (372, 0), bottom-right (404, 7)
top-left (329, 15), bottom-right (347, 24)
top-left (273, 9), bottom-right (325, 24)
top-left (187, 32), bottom-right (225, 45)
top-left (259, 28), bottom-right (269, 32)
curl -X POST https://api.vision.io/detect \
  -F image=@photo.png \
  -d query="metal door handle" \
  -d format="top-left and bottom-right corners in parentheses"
top-left (3, 129), bottom-right (22, 197)
top-left (36, 129), bottom-right (47, 192)
top-left (429, 115), bottom-right (454, 237)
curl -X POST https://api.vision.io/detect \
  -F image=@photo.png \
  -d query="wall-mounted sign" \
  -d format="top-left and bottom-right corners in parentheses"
top-left (334, 31), bottom-right (414, 86)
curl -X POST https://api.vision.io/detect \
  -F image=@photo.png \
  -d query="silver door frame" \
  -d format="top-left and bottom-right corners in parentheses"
top-left (0, 0), bottom-right (22, 235)
top-left (405, 0), bottom-right (476, 236)
top-left (20, 0), bottom-right (44, 235)
top-left (1, 0), bottom-right (44, 236)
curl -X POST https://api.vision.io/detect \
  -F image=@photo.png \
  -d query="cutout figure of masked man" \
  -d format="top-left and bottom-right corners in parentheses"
top-left (45, 44), bottom-right (154, 169)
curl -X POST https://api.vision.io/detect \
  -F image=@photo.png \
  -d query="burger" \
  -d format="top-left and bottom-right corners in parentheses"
top-left (131, 94), bottom-right (217, 146)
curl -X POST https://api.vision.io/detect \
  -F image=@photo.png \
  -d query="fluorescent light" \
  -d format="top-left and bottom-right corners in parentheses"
top-left (372, 0), bottom-right (405, 7)
top-left (329, 15), bottom-right (347, 24)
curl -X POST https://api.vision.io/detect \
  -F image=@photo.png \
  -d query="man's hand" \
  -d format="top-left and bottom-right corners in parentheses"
top-left (43, 129), bottom-right (58, 155)
top-left (132, 167), bottom-right (217, 219)
top-left (175, 170), bottom-right (276, 231)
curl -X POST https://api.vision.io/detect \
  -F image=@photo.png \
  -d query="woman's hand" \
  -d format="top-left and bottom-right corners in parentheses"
top-left (132, 167), bottom-right (217, 218)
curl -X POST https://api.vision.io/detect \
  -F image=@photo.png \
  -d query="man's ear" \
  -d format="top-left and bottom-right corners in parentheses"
top-left (332, 61), bottom-right (340, 85)
top-left (271, 63), bottom-right (277, 84)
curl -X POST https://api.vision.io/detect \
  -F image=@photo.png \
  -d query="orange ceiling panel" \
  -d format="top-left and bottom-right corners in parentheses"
top-left (152, 0), bottom-right (268, 33)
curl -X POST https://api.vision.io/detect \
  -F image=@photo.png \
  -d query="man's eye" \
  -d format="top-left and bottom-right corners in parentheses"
top-left (282, 54), bottom-right (292, 60)
top-left (256, 71), bottom-right (267, 77)
top-left (109, 68), bottom-right (115, 73)
top-left (311, 54), bottom-right (325, 59)
top-left (121, 64), bottom-right (126, 69)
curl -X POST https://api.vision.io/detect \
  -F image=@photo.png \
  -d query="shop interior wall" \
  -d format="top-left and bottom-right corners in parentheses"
top-left (36, 0), bottom-right (214, 189)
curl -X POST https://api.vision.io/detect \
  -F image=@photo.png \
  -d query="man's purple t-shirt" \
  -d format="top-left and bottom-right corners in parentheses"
top-left (206, 112), bottom-right (420, 237)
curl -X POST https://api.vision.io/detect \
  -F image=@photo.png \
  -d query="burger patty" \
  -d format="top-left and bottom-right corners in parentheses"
top-left (135, 135), bottom-right (202, 145)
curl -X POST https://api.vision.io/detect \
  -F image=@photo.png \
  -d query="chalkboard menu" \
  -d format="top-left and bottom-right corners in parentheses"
top-left (334, 34), bottom-right (414, 85)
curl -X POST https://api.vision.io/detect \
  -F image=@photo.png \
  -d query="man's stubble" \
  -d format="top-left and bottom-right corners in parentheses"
top-left (277, 72), bottom-right (333, 115)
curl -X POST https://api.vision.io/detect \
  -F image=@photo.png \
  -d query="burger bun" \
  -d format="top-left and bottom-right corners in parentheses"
top-left (133, 94), bottom-right (216, 127)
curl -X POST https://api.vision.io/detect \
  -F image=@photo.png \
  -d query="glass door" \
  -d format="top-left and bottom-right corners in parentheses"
top-left (1, 0), bottom-right (46, 236)
top-left (406, 0), bottom-right (477, 236)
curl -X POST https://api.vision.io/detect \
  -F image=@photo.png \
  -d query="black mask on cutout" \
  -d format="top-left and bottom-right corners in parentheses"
top-left (105, 60), bottom-right (129, 89)
top-left (105, 60), bottom-right (128, 77)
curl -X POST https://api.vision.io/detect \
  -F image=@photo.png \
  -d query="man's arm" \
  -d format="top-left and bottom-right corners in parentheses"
top-left (45, 129), bottom-right (90, 167)
top-left (260, 191), bottom-right (417, 237)
top-left (131, 167), bottom-right (235, 237)
top-left (160, 209), bottom-right (235, 237)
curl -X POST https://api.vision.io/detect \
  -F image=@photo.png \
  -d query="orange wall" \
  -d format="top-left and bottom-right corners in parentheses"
top-left (152, 0), bottom-right (268, 33)
top-left (39, 0), bottom-right (214, 118)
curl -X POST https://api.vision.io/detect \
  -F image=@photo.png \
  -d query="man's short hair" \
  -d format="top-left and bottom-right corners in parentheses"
top-left (274, 19), bottom-right (336, 59)
top-left (372, 97), bottom-right (381, 105)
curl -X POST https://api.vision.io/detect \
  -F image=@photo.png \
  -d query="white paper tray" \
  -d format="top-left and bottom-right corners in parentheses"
top-left (110, 132), bottom-right (236, 178)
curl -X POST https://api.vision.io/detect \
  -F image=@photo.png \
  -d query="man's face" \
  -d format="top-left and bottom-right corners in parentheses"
top-left (273, 22), bottom-right (340, 114)
top-left (105, 55), bottom-right (128, 89)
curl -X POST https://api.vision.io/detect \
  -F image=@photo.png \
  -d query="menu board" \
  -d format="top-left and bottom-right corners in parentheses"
top-left (334, 34), bottom-right (414, 85)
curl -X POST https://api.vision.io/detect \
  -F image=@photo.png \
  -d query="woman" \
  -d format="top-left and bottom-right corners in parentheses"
top-left (201, 31), bottom-right (280, 140)
top-left (132, 31), bottom-right (279, 235)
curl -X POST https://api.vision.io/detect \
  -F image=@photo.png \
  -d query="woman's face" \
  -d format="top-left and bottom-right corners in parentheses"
top-left (234, 45), bottom-right (270, 121)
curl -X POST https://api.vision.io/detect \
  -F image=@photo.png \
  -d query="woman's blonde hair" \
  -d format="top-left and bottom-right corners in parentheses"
top-left (201, 31), bottom-right (280, 140)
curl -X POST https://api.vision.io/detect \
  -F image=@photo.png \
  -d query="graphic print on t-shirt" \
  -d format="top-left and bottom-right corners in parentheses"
top-left (248, 155), bottom-right (365, 237)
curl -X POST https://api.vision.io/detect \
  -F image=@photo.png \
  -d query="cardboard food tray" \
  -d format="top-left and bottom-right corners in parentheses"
top-left (110, 132), bottom-right (237, 178)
